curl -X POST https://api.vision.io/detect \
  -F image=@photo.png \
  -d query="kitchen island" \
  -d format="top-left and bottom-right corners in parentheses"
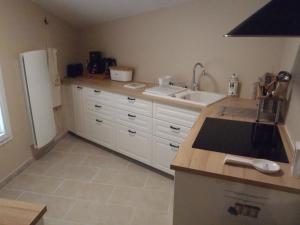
top-left (171, 97), bottom-right (300, 225)
top-left (0, 198), bottom-right (46, 225)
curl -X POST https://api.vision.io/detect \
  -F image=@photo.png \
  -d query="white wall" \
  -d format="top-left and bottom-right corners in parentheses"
top-left (280, 39), bottom-right (300, 146)
top-left (0, 0), bottom-right (78, 181)
top-left (80, 0), bottom-right (284, 98)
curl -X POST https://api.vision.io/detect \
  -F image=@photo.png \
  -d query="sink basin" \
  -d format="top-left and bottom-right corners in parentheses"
top-left (174, 90), bottom-right (226, 106)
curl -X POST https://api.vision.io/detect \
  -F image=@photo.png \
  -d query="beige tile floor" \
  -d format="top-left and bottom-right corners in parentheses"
top-left (0, 134), bottom-right (174, 225)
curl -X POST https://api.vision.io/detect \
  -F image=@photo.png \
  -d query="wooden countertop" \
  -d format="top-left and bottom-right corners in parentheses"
top-left (171, 97), bottom-right (300, 194)
top-left (0, 198), bottom-right (46, 225)
top-left (64, 77), bottom-right (300, 194)
top-left (63, 77), bottom-right (204, 111)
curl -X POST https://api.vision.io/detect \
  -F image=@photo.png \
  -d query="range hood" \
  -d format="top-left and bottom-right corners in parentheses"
top-left (225, 0), bottom-right (300, 37)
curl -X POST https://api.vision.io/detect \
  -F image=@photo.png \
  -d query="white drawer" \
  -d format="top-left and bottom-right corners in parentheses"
top-left (153, 103), bottom-right (200, 127)
top-left (86, 112), bottom-right (115, 150)
top-left (153, 137), bottom-right (179, 175)
top-left (116, 109), bottom-right (152, 133)
top-left (84, 87), bottom-right (116, 107)
top-left (153, 119), bottom-right (190, 143)
top-left (86, 99), bottom-right (114, 121)
top-left (116, 94), bottom-right (152, 117)
top-left (116, 124), bottom-right (152, 165)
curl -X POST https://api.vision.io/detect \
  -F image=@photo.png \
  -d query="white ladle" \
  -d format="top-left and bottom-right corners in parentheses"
top-left (224, 155), bottom-right (280, 174)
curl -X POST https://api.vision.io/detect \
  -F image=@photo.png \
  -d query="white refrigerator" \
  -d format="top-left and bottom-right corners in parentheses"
top-left (20, 50), bottom-right (56, 149)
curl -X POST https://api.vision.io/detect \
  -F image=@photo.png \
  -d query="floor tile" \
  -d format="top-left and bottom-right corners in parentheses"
top-left (138, 189), bottom-right (171, 212)
top-left (108, 186), bottom-right (142, 206)
top-left (55, 180), bottom-right (113, 202)
top-left (0, 134), bottom-right (175, 225)
top-left (145, 173), bottom-right (173, 192)
top-left (65, 200), bottom-right (133, 225)
top-left (45, 165), bottom-right (98, 181)
top-left (43, 218), bottom-right (84, 225)
top-left (105, 171), bottom-right (148, 188)
top-left (132, 208), bottom-right (173, 225)
top-left (91, 168), bottom-right (118, 184)
top-left (5, 174), bottom-right (62, 194)
top-left (0, 189), bottom-right (22, 199)
top-left (18, 192), bottom-right (75, 219)
top-left (23, 161), bottom-right (53, 175)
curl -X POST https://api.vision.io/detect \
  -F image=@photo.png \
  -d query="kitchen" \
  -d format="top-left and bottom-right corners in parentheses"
top-left (0, 0), bottom-right (300, 225)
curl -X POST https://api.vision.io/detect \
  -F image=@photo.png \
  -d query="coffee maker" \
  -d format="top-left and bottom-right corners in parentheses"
top-left (87, 51), bottom-right (105, 74)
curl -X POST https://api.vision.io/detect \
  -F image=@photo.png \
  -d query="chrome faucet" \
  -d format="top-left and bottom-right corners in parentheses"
top-left (191, 62), bottom-right (206, 91)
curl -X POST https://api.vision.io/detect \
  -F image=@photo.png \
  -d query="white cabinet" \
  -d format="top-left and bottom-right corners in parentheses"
top-left (86, 98), bottom-right (115, 122)
top-left (116, 94), bottom-right (153, 117)
top-left (86, 112), bottom-right (115, 149)
top-left (153, 137), bottom-right (179, 175)
top-left (153, 119), bottom-right (190, 143)
top-left (154, 103), bottom-right (200, 127)
top-left (116, 109), bottom-right (152, 133)
top-left (69, 83), bottom-right (201, 176)
top-left (84, 87), bottom-right (116, 107)
top-left (72, 85), bottom-right (87, 137)
top-left (116, 124), bottom-right (152, 165)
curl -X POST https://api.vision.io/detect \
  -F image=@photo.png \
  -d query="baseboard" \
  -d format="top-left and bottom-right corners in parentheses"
top-left (31, 131), bottom-right (69, 160)
top-left (0, 157), bottom-right (34, 189)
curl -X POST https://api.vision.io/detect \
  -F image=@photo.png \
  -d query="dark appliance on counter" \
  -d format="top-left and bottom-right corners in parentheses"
top-left (67, 63), bottom-right (83, 77)
top-left (193, 118), bottom-right (289, 163)
top-left (87, 51), bottom-right (105, 74)
top-left (225, 0), bottom-right (300, 37)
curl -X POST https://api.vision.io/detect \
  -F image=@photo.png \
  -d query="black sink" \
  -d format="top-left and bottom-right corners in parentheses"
top-left (192, 118), bottom-right (289, 163)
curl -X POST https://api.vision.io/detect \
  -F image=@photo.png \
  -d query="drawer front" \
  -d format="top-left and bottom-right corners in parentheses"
top-left (86, 112), bottom-right (115, 150)
top-left (153, 119), bottom-right (190, 143)
top-left (86, 98), bottom-right (114, 121)
top-left (116, 94), bottom-right (153, 117)
top-left (153, 103), bottom-right (200, 127)
top-left (84, 87), bottom-right (116, 107)
top-left (116, 109), bottom-right (152, 133)
top-left (116, 124), bottom-right (152, 165)
top-left (153, 137), bottom-right (180, 175)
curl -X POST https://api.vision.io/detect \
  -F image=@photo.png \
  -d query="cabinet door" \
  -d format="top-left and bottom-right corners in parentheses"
top-left (116, 124), bottom-right (152, 165)
top-left (72, 85), bottom-right (86, 137)
top-left (153, 137), bottom-right (179, 175)
top-left (86, 113), bottom-right (115, 150)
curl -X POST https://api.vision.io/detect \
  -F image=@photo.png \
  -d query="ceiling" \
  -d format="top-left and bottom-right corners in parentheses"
top-left (32, 0), bottom-right (193, 28)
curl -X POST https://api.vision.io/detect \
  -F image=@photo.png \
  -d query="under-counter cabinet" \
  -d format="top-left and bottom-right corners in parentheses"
top-left (86, 112), bottom-right (115, 150)
top-left (116, 124), bottom-right (152, 165)
top-left (69, 84), bottom-right (200, 175)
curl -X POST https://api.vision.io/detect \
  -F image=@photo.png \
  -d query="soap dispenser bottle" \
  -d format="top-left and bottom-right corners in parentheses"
top-left (228, 73), bottom-right (239, 96)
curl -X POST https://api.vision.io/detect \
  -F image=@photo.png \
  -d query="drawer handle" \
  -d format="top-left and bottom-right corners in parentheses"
top-left (96, 119), bottom-right (103, 123)
top-left (77, 86), bottom-right (83, 89)
top-left (128, 113), bottom-right (136, 118)
top-left (94, 90), bottom-right (101, 93)
top-left (127, 97), bottom-right (136, 103)
top-left (95, 104), bottom-right (102, 108)
top-left (128, 129), bottom-right (136, 135)
top-left (170, 125), bottom-right (181, 131)
top-left (170, 143), bottom-right (180, 149)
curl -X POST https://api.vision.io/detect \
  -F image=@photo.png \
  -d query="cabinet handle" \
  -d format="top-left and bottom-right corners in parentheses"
top-left (128, 129), bottom-right (136, 135)
top-left (77, 86), bottom-right (83, 89)
top-left (127, 97), bottom-right (136, 103)
top-left (94, 90), bottom-right (101, 93)
top-left (170, 125), bottom-right (181, 131)
top-left (95, 104), bottom-right (102, 108)
top-left (96, 119), bottom-right (103, 123)
top-left (170, 143), bottom-right (180, 149)
top-left (128, 113), bottom-right (136, 118)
